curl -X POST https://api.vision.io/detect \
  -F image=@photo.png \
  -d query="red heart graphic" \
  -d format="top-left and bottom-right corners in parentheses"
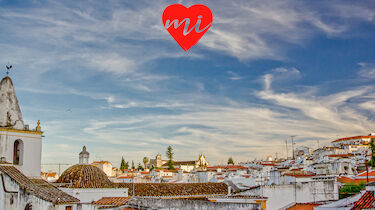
top-left (162, 4), bottom-right (213, 51)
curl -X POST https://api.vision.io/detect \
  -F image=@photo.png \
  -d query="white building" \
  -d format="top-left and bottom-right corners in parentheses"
top-left (91, 161), bottom-right (113, 177)
top-left (0, 76), bottom-right (81, 210)
top-left (240, 175), bottom-right (339, 210)
top-left (332, 135), bottom-right (374, 147)
top-left (158, 154), bottom-right (209, 172)
top-left (0, 77), bottom-right (42, 177)
top-left (41, 171), bottom-right (59, 182)
top-left (56, 152), bottom-right (129, 210)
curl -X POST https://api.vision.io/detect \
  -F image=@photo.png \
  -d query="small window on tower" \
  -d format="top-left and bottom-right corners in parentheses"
top-left (13, 140), bottom-right (23, 165)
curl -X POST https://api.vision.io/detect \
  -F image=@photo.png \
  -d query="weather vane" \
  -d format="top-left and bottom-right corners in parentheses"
top-left (5, 64), bottom-right (13, 75)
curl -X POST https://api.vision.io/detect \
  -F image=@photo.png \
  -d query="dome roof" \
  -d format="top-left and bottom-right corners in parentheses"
top-left (56, 164), bottom-right (112, 188)
top-left (79, 146), bottom-right (89, 155)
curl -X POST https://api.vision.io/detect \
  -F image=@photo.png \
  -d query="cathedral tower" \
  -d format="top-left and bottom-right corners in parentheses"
top-left (0, 76), bottom-right (42, 177)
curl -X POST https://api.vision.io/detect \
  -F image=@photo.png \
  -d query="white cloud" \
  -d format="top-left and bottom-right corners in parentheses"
top-left (227, 71), bottom-right (243, 80)
top-left (2, 0), bottom-right (375, 166)
top-left (358, 63), bottom-right (375, 79)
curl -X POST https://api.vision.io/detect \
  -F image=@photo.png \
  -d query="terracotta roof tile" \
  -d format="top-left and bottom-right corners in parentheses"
top-left (328, 154), bottom-right (355, 158)
top-left (284, 174), bottom-right (316, 178)
top-left (332, 136), bottom-right (372, 143)
top-left (358, 170), bottom-right (375, 177)
top-left (92, 197), bottom-right (128, 206)
top-left (115, 183), bottom-right (228, 197)
top-left (92, 161), bottom-right (111, 165)
top-left (0, 166), bottom-right (79, 204)
top-left (352, 191), bottom-right (375, 210)
top-left (286, 203), bottom-right (323, 210)
top-left (162, 161), bottom-right (196, 166)
top-left (207, 165), bottom-right (247, 170)
top-left (56, 164), bottom-right (112, 188)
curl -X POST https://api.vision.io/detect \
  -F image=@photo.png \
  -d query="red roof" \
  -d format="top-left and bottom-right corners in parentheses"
top-left (286, 203), bottom-right (323, 210)
top-left (358, 170), bottom-right (375, 177)
top-left (117, 175), bottom-right (134, 179)
top-left (328, 154), bottom-right (354, 158)
top-left (332, 136), bottom-right (371, 143)
top-left (207, 165), bottom-right (248, 170)
top-left (91, 161), bottom-right (111, 165)
top-left (163, 169), bottom-right (177, 173)
top-left (352, 191), bottom-right (375, 210)
top-left (41, 172), bottom-right (58, 178)
top-left (337, 176), bottom-right (375, 184)
top-left (141, 172), bottom-right (150, 175)
top-left (92, 197), bottom-right (128, 206)
top-left (261, 163), bottom-right (277, 166)
top-left (284, 174), bottom-right (315, 178)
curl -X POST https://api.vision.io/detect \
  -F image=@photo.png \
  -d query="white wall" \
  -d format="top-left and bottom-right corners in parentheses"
top-left (241, 177), bottom-right (339, 210)
top-left (0, 130), bottom-right (42, 177)
top-left (0, 173), bottom-right (79, 210)
top-left (180, 165), bottom-right (194, 172)
top-left (61, 188), bottom-right (128, 203)
top-left (103, 163), bottom-right (113, 177)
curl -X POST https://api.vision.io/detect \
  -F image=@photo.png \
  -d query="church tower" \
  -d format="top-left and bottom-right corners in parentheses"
top-left (79, 145), bottom-right (90, 164)
top-left (0, 76), bottom-right (43, 177)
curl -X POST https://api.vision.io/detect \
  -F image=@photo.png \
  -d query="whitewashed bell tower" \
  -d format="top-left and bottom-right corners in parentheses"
top-left (79, 146), bottom-right (90, 164)
top-left (0, 76), bottom-right (42, 177)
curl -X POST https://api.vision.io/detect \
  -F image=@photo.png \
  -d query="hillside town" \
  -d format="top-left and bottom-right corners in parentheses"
top-left (1, 77), bottom-right (375, 210)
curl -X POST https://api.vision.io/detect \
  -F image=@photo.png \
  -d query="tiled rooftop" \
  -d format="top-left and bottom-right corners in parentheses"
top-left (352, 191), bottom-right (375, 210)
top-left (0, 165), bottom-right (79, 204)
top-left (332, 136), bottom-right (371, 143)
top-left (92, 197), bottom-right (128, 206)
top-left (56, 164), bottom-right (113, 188)
top-left (286, 203), bottom-right (323, 210)
top-left (115, 183), bottom-right (228, 197)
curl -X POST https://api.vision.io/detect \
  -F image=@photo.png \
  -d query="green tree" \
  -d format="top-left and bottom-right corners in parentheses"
top-left (143, 157), bottom-right (149, 169)
top-left (228, 157), bottom-right (234, 165)
top-left (166, 145), bottom-right (175, 170)
top-left (339, 182), bottom-right (366, 199)
top-left (125, 161), bottom-right (129, 169)
top-left (131, 160), bottom-right (135, 170)
top-left (120, 156), bottom-right (126, 171)
top-left (137, 162), bottom-right (144, 171)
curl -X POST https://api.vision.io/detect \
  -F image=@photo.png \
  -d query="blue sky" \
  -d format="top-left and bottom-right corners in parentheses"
top-left (1, 0), bottom-right (375, 170)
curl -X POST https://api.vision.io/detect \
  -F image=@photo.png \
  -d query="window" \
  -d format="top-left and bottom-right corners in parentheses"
top-left (25, 202), bottom-right (32, 210)
top-left (65, 206), bottom-right (72, 210)
top-left (13, 140), bottom-right (23, 165)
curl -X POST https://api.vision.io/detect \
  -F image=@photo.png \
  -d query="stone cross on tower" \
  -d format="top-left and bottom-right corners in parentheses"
top-left (79, 146), bottom-right (90, 164)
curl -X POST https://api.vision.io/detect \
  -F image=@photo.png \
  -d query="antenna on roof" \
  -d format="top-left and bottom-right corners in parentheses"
top-left (291, 135), bottom-right (296, 160)
top-left (5, 63), bottom-right (13, 75)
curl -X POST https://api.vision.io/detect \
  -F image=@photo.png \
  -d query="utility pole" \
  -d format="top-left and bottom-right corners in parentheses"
top-left (41, 163), bottom-right (72, 175)
top-left (291, 135), bottom-right (296, 160)
top-left (285, 139), bottom-right (288, 159)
